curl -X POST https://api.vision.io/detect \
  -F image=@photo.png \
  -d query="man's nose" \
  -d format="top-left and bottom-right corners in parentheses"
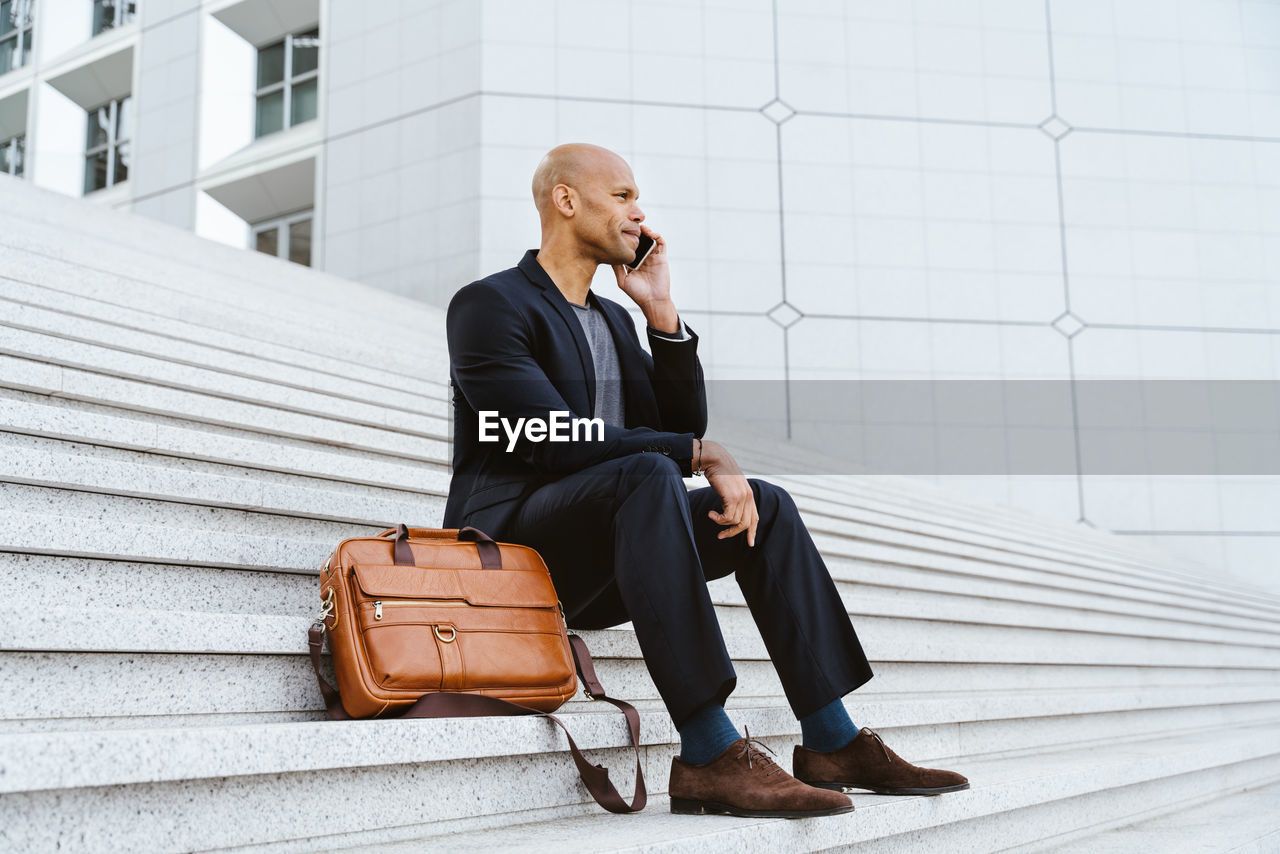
top-left (632, 204), bottom-right (645, 222)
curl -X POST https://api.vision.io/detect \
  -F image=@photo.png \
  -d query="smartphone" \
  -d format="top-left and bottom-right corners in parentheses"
top-left (627, 231), bottom-right (657, 270)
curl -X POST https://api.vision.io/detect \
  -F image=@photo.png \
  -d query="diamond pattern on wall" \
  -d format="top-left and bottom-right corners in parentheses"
top-left (767, 301), bottom-right (803, 328)
top-left (760, 98), bottom-right (797, 125)
top-left (1038, 115), bottom-right (1072, 140)
top-left (1052, 310), bottom-right (1085, 338)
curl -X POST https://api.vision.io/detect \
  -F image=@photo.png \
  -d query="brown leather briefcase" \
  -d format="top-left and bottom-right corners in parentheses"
top-left (307, 523), bottom-right (646, 813)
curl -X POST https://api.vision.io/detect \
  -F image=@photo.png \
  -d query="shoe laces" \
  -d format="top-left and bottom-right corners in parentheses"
top-left (859, 727), bottom-right (893, 763)
top-left (735, 725), bottom-right (782, 777)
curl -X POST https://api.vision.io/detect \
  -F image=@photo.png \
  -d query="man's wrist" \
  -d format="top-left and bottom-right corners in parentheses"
top-left (693, 437), bottom-right (706, 476)
top-left (641, 299), bottom-right (680, 334)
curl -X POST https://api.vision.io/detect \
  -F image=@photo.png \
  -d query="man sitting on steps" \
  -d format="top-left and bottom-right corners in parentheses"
top-left (442, 141), bottom-right (969, 818)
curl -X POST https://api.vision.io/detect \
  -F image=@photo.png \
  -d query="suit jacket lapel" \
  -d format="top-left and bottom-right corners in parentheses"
top-left (518, 250), bottom-right (597, 416)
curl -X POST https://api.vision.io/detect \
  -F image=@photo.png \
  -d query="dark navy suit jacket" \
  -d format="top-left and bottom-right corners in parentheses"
top-left (442, 248), bottom-right (709, 538)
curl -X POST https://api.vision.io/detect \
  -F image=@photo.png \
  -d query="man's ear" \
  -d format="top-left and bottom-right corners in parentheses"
top-left (552, 183), bottom-right (576, 217)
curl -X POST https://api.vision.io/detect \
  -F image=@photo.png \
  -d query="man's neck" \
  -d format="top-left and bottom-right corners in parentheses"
top-left (535, 241), bottom-right (597, 307)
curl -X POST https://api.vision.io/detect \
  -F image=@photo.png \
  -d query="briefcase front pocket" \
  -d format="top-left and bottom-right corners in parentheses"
top-left (455, 628), bottom-right (574, 689)
top-left (349, 561), bottom-right (572, 694)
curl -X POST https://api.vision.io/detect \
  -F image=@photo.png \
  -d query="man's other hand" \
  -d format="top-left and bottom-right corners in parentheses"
top-left (698, 440), bottom-right (759, 548)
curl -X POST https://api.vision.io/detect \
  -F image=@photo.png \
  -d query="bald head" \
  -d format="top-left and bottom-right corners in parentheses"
top-left (529, 142), bottom-right (646, 267)
top-left (531, 143), bottom-right (633, 223)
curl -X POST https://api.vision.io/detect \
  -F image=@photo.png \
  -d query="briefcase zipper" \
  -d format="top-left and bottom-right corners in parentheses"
top-left (368, 599), bottom-right (564, 622)
top-left (371, 598), bottom-right (438, 620)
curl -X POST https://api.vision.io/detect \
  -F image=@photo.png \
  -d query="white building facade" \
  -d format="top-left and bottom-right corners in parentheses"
top-left (2, 0), bottom-right (1278, 591)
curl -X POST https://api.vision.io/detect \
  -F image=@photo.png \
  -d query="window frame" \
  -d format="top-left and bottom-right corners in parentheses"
top-left (1, 133), bottom-right (24, 176)
top-left (83, 95), bottom-right (132, 194)
top-left (253, 27), bottom-right (320, 139)
top-left (1, 0), bottom-right (36, 73)
top-left (90, 0), bottom-right (136, 36)
top-left (250, 208), bottom-right (314, 267)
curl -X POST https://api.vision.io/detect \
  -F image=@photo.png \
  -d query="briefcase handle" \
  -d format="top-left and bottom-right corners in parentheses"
top-left (376, 523), bottom-right (502, 569)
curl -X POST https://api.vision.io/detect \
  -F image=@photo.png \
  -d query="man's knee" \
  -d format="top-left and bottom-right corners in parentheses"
top-left (621, 451), bottom-right (685, 479)
top-left (748, 477), bottom-right (798, 519)
top-left (608, 452), bottom-right (688, 508)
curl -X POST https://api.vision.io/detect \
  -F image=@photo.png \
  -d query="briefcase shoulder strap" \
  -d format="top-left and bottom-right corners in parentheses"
top-left (306, 625), bottom-right (646, 814)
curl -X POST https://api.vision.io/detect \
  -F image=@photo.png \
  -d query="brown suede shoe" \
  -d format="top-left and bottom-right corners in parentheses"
top-left (793, 726), bottom-right (970, 795)
top-left (670, 726), bottom-right (854, 818)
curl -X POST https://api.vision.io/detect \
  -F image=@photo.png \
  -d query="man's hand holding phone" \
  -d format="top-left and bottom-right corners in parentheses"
top-left (612, 223), bottom-right (669, 313)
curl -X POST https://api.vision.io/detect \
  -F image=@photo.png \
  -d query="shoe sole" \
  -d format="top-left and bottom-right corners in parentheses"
top-left (800, 780), bottom-right (970, 796)
top-left (670, 796), bottom-right (854, 818)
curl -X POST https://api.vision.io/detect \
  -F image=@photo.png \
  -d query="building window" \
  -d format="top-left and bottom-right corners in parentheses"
top-left (1, 0), bottom-right (35, 74)
top-left (252, 210), bottom-right (313, 266)
top-left (91, 0), bottom-right (135, 36)
top-left (1, 133), bottom-right (23, 175)
top-left (84, 95), bottom-right (131, 193)
top-left (254, 27), bottom-right (319, 139)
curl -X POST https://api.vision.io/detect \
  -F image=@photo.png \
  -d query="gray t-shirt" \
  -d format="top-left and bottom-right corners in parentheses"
top-left (569, 298), bottom-right (625, 428)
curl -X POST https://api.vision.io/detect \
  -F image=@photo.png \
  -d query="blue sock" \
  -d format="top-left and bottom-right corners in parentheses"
top-left (677, 700), bottom-right (742, 766)
top-left (800, 696), bottom-right (859, 752)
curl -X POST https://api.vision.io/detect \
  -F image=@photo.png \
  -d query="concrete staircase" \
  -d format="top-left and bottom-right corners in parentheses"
top-left (2, 173), bottom-right (1279, 853)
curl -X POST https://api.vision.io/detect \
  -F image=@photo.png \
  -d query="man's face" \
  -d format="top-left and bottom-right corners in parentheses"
top-left (571, 157), bottom-right (646, 266)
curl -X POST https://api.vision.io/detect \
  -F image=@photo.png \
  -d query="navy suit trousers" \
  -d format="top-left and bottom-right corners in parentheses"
top-left (503, 452), bottom-right (874, 729)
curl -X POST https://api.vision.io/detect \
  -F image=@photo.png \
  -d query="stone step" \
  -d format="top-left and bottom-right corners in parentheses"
top-left (3, 432), bottom-right (1266, 623)
top-left (7, 693), bottom-right (1277, 797)
top-left (0, 310), bottom-right (443, 432)
top-left (4, 554), bottom-right (316, 615)
top-left (2, 388), bottom-right (1271, 626)
top-left (0, 354), bottom-right (449, 457)
top-left (789, 475), bottom-right (1251, 589)
top-left (0, 436), bottom-right (447, 526)
top-left (5, 713), bottom-right (1272, 853)
top-left (819, 551), bottom-right (1280, 637)
top-left (4, 408), bottom-right (1271, 629)
top-left (0, 391), bottom-right (449, 493)
top-left (3, 474), bottom-right (1274, 637)
top-left (4, 491), bottom-right (1277, 647)
top-left (770, 460), bottom-right (1268, 581)
top-left (0, 210), bottom-right (431, 330)
top-left (792, 496), bottom-right (1280, 617)
top-left (807, 526), bottom-right (1280, 626)
top-left (0, 239), bottom-right (437, 380)
top-left (821, 479), bottom-right (1266, 618)
top-left (1013, 776), bottom-right (1280, 853)
top-left (8, 538), bottom-right (1276, 654)
top-left (697, 436), bottom-right (1185, 577)
top-left (4, 640), bottom-right (1275, 737)
top-left (789, 472), bottom-right (1268, 599)
top-left (0, 278), bottom-right (446, 396)
top-left (718, 579), bottom-right (1280, 647)
top-left (7, 612), bottom-right (1274, 725)
top-left (0, 495), bottom-right (385, 573)
top-left (339, 723), bottom-right (1280, 854)
top-left (0, 355), bottom-right (1254, 627)
top-left (6, 605), bottom-right (1278, 672)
